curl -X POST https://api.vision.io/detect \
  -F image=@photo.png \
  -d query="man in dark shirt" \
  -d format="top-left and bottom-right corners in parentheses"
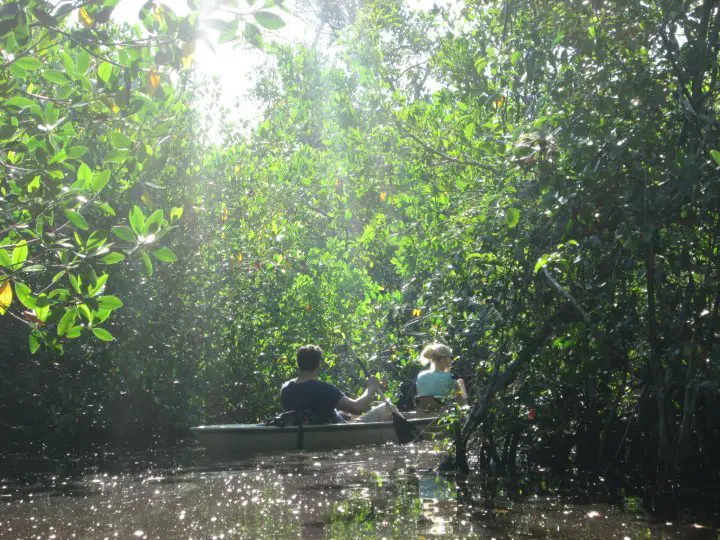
top-left (281, 344), bottom-right (382, 423)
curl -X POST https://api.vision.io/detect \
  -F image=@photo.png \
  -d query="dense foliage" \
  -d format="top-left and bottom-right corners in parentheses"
top-left (2, 0), bottom-right (719, 514)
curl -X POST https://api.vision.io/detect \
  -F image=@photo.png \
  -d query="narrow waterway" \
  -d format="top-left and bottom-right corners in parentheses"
top-left (0, 442), bottom-right (716, 539)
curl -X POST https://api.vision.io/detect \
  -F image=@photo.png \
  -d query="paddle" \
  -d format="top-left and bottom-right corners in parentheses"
top-left (349, 349), bottom-right (419, 444)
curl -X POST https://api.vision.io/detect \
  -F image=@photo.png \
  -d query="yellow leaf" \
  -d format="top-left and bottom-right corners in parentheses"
top-left (380, 192), bottom-right (387, 202)
top-left (0, 280), bottom-right (12, 315)
top-left (237, 253), bottom-right (243, 263)
top-left (221, 208), bottom-right (229, 222)
top-left (78, 7), bottom-right (94, 28)
top-left (182, 40), bottom-right (196, 57)
top-left (234, 165), bottom-right (241, 174)
top-left (147, 71), bottom-right (161, 94)
top-left (141, 192), bottom-right (153, 208)
top-left (412, 308), bottom-right (421, 317)
top-left (495, 96), bottom-right (505, 108)
top-left (181, 55), bottom-right (193, 69)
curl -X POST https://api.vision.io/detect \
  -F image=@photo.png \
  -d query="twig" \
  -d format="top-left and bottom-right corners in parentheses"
top-left (542, 266), bottom-right (590, 323)
top-left (402, 129), bottom-right (499, 174)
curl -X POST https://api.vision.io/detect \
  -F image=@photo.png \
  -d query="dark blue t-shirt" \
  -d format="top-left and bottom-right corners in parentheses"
top-left (280, 379), bottom-right (345, 423)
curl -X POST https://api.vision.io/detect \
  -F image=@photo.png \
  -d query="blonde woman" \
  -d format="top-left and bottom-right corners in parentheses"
top-left (415, 343), bottom-right (467, 411)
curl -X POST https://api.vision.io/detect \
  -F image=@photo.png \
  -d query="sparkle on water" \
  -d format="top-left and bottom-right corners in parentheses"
top-left (0, 442), bottom-right (716, 539)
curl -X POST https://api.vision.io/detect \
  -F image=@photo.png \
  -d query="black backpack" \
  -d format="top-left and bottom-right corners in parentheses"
top-left (396, 378), bottom-right (417, 411)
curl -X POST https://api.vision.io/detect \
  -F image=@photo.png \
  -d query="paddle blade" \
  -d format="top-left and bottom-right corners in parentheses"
top-left (392, 413), bottom-right (419, 444)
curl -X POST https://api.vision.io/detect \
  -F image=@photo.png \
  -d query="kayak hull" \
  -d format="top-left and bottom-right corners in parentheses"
top-left (192, 417), bottom-right (443, 459)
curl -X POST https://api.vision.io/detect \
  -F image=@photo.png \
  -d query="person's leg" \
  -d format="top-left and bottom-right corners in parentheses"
top-left (356, 402), bottom-right (394, 422)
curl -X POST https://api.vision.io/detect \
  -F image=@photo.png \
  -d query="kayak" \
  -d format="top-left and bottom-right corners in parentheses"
top-left (192, 415), bottom-right (443, 459)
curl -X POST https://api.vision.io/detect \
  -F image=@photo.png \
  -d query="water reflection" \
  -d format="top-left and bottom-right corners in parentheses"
top-left (0, 442), bottom-right (716, 539)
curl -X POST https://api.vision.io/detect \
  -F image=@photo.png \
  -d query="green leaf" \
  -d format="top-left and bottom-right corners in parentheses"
top-left (66, 146), bottom-right (88, 159)
top-left (141, 250), bottom-right (153, 277)
top-left (61, 52), bottom-right (74, 74)
top-left (145, 209), bottom-right (164, 233)
top-left (153, 246), bottom-right (177, 262)
top-left (101, 252), bottom-right (126, 264)
top-left (42, 69), bottom-right (69, 84)
top-left (92, 327), bottom-right (114, 341)
top-left (92, 170), bottom-right (111, 192)
top-left (57, 308), bottom-right (77, 336)
top-left (64, 209), bottom-right (89, 230)
top-left (10, 64), bottom-right (27, 79)
top-left (88, 273), bottom-right (109, 297)
top-left (464, 123), bottom-right (475, 140)
top-left (254, 11), bottom-right (285, 30)
top-left (14, 281), bottom-right (35, 309)
top-left (66, 326), bottom-right (83, 338)
top-left (244, 22), bottom-right (264, 49)
top-left (98, 202), bottom-right (116, 216)
top-left (711, 150), bottom-right (720, 166)
top-left (76, 50), bottom-right (90, 73)
top-left (77, 162), bottom-right (92, 188)
top-left (96, 295), bottom-right (123, 311)
top-left (505, 208), bottom-right (520, 228)
top-left (112, 226), bottom-right (136, 242)
top-left (110, 131), bottom-right (132, 149)
top-left (69, 273), bottom-right (82, 294)
top-left (129, 205), bottom-right (146, 235)
top-left (151, 120), bottom-right (173, 137)
top-left (4, 96), bottom-right (36, 109)
top-left (98, 61), bottom-right (113, 83)
top-left (11, 240), bottom-right (28, 268)
top-left (29, 330), bottom-right (41, 354)
top-left (0, 249), bottom-right (11, 268)
top-left (14, 56), bottom-right (42, 70)
top-left (170, 206), bottom-right (184, 221)
top-left (104, 149), bottom-right (128, 163)
top-left (534, 255), bottom-right (549, 274)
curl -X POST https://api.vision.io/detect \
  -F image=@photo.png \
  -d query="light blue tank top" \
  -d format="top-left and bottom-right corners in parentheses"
top-left (416, 370), bottom-right (455, 398)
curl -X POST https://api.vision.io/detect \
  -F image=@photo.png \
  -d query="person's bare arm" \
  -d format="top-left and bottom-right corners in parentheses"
top-left (336, 378), bottom-right (382, 415)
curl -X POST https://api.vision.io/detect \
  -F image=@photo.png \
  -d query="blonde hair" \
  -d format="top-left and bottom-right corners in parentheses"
top-left (418, 343), bottom-right (453, 366)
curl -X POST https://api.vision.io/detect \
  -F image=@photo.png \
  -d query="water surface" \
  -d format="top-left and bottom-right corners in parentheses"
top-left (1, 442), bottom-right (716, 538)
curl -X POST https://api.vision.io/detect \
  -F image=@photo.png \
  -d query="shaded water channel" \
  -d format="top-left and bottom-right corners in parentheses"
top-left (1, 441), bottom-right (717, 539)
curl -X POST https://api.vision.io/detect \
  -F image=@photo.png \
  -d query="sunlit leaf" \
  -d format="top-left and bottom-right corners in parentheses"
top-left (112, 226), bottom-right (136, 242)
top-left (66, 326), bottom-right (83, 338)
top-left (141, 250), bottom-right (153, 277)
top-left (0, 280), bottom-right (12, 315)
top-left (92, 327), bottom-right (114, 341)
top-left (505, 208), bottom-right (520, 228)
top-left (96, 295), bottom-right (123, 311)
top-left (78, 7), bottom-right (94, 28)
top-left (110, 131), bottom-right (132, 149)
top-left (92, 170), bottom-right (111, 192)
top-left (29, 330), bottom-right (41, 354)
top-left (14, 282), bottom-right (35, 309)
top-left (57, 308), bottom-right (77, 336)
top-left (98, 62), bottom-right (113, 83)
top-left (64, 209), bottom-right (89, 230)
top-left (11, 240), bottom-right (28, 268)
top-left (153, 246), bottom-right (177, 262)
top-left (254, 11), bottom-right (285, 30)
top-left (101, 252), bottom-right (126, 265)
top-left (14, 57), bottom-right (41, 71)
top-left (147, 71), bottom-right (161, 94)
top-left (129, 205), bottom-right (146, 235)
